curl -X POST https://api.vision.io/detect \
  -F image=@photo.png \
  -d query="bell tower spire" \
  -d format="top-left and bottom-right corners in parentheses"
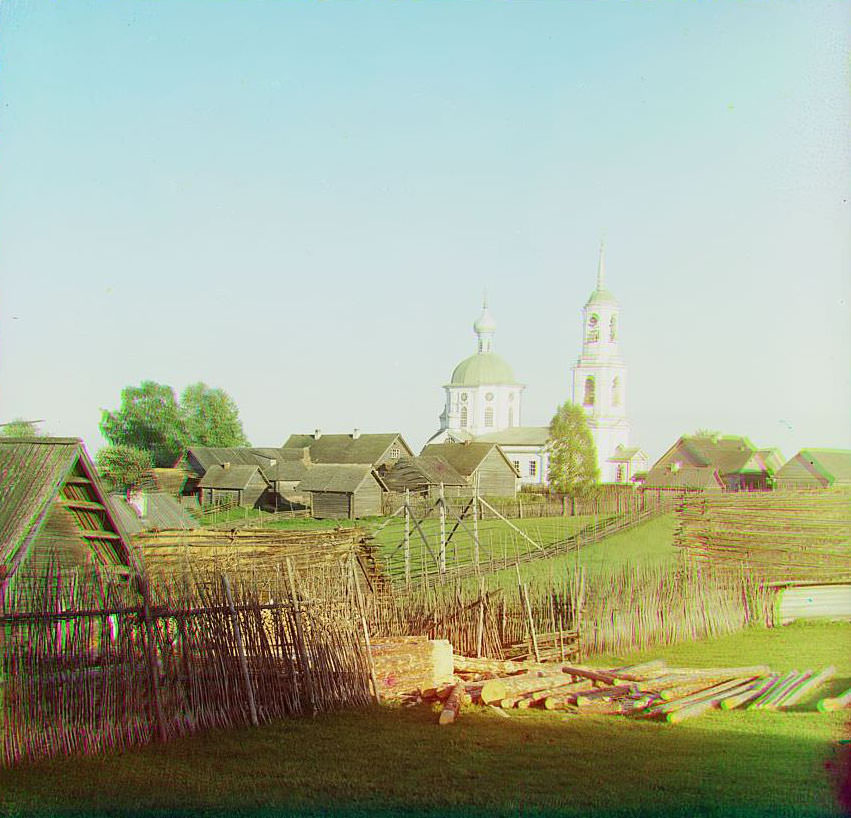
top-left (596, 240), bottom-right (606, 291)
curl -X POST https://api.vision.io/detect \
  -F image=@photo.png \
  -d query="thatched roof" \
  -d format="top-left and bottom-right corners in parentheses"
top-left (296, 464), bottom-right (386, 494)
top-left (0, 438), bottom-right (134, 583)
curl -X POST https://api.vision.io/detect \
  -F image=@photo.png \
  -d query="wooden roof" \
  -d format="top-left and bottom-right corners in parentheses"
top-left (652, 435), bottom-right (763, 476)
top-left (296, 464), bottom-right (386, 494)
top-left (110, 492), bottom-right (200, 536)
top-left (420, 442), bottom-right (519, 478)
top-left (382, 456), bottom-right (468, 492)
top-left (282, 433), bottom-right (413, 465)
top-left (642, 465), bottom-right (724, 490)
top-left (0, 438), bottom-right (134, 585)
top-left (777, 449), bottom-right (851, 486)
top-left (197, 464), bottom-right (266, 490)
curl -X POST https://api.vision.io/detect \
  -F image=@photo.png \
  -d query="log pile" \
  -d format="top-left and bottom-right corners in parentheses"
top-left (404, 655), bottom-right (842, 725)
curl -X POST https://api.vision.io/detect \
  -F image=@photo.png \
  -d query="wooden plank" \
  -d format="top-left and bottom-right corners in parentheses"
top-left (79, 530), bottom-right (122, 541)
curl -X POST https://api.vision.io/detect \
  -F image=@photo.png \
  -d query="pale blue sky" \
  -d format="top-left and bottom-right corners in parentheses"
top-left (1, 0), bottom-right (849, 463)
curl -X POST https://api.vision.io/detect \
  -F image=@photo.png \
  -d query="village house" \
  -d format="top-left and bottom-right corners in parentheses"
top-left (0, 438), bottom-right (136, 605)
top-left (281, 430), bottom-right (414, 468)
top-left (296, 463), bottom-right (387, 519)
top-left (196, 463), bottom-right (270, 508)
top-left (643, 434), bottom-right (776, 492)
top-left (420, 442), bottom-right (519, 497)
top-left (774, 449), bottom-right (851, 490)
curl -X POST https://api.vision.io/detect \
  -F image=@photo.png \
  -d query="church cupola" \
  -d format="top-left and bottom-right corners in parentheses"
top-left (473, 297), bottom-right (497, 353)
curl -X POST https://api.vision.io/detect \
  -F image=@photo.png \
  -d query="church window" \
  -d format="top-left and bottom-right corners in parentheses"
top-left (529, 461), bottom-right (537, 478)
top-left (609, 315), bottom-right (617, 342)
top-left (513, 460), bottom-right (521, 473)
top-left (583, 376), bottom-right (595, 407)
top-left (460, 406), bottom-right (468, 427)
top-left (587, 314), bottom-right (600, 343)
top-left (617, 465), bottom-right (625, 482)
top-left (612, 376), bottom-right (622, 407)
top-left (484, 407), bottom-right (494, 427)
top-left (461, 393), bottom-right (468, 402)
top-left (485, 392), bottom-right (494, 401)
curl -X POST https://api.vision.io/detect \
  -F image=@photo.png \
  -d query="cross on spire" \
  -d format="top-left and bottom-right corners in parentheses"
top-left (597, 240), bottom-right (606, 291)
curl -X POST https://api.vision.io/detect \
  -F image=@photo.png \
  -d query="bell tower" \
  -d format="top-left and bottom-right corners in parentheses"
top-left (571, 243), bottom-right (631, 481)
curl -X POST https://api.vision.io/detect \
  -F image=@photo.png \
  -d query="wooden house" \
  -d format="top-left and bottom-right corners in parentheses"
top-left (296, 464), bottom-right (388, 519)
top-left (644, 434), bottom-right (773, 492)
top-left (380, 456), bottom-right (468, 497)
top-left (281, 430), bottom-right (414, 469)
top-left (0, 438), bottom-right (136, 605)
top-left (196, 464), bottom-right (270, 508)
top-left (420, 442), bottom-right (519, 497)
top-left (774, 449), bottom-right (851, 490)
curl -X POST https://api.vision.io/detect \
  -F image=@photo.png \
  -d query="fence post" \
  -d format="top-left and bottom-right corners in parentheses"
top-left (139, 580), bottom-right (168, 743)
top-left (404, 490), bottom-right (411, 587)
top-left (286, 559), bottom-right (316, 715)
top-left (438, 484), bottom-right (447, 577)
top-left (472, 486), bottom-right (480, 570)
top-left (222, 574), bottom-right (259, 727)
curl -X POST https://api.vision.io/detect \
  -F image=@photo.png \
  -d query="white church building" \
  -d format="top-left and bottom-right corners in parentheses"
top-left (427, 246), bottom-right (647, 486)
top-left (571, 246), bottom-right (647, 483)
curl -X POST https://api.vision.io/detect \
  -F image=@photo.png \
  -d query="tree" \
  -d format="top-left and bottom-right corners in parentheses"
top-left (547, 401), bottom-right (599, 497)
top-left (1, 418), bottom-right (40, 436)
top-left (180, 382), bottom-right (250, 447)
top-left (100, 381), bottom-right (186, 467)
top-left (96, 445), bottom-right (154, 491)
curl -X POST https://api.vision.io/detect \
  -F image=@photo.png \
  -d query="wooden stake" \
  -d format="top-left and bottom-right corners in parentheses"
top-left (222, 574), bottom-right (259, 727)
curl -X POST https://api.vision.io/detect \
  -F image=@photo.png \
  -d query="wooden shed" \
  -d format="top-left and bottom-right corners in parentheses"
top-left (0, 438), bottom-right (136, 606)
top-left (296, 464), bottom-right (388, 519)
top-left (197, 464), bottom-right (270, 508)
top-left (109, 491), bottom-right (200, 535)
top-left (420, 442), bottom-right (519, 497)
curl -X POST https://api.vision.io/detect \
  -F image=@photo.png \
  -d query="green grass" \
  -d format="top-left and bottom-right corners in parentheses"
top-left (2, 621), bottom-right (847, 818)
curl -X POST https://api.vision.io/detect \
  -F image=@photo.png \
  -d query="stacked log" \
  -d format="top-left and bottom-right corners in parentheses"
top-left (423, 654), bottom-right (839, 726)
top-left (369, 636), bottom-right (454, 699)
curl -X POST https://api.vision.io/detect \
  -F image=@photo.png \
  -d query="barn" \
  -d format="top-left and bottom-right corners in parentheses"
top-left (0, 438), bottom-right (136, 605)
top-left (296, 464), bottom-right (388, 519)
top-left (420, 442), bottom-right (518, 497)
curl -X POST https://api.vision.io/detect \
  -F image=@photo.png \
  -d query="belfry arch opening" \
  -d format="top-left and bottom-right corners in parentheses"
top-left (583, 376), bottom-right (595, 407)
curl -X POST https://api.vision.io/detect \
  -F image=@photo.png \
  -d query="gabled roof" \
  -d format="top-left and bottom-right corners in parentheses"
top-left (281, 433), bottom-right (412, 465)
top-left (420, 442), bottom-right (520, 478)
top-left (197, 464), bottom-right (266, 491)
top-left (608, 446), bottom-right (645, 463)
top-left (653, 434), bottom-right (761, 476)
top-left (0, 438), bottom-right (134, 582)
top-left (110, 492), bottom-right (200, 536)
top-left (473, 426), bottom-right (550, 446)
top-left (782, 449), bottom-right (851, 486)
top-left (642, 465), bottom-right (724, 490)
top-left (382, 456), bottom-right (468, 492)
top-left (296, 464), bottom-right (386, 494)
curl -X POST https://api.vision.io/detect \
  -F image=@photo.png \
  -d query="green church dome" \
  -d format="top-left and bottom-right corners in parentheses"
top-left (450, 352), bottom-right (517, 386)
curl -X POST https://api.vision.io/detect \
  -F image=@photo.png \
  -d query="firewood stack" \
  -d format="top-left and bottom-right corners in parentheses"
top-left (402, 655), bottom-right (842, 724)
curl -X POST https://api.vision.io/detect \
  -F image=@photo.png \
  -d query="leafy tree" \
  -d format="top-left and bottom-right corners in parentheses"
top-left (547, 401), bottom-right (599, 497)
top-left (100, 381), bottom-right (186, 467)
top-left (180, 382), bottom-right (250, 447)
top-left (96, 445), bottom-right (154, 491)
top-left (1, 418), bottom-right (40, 436)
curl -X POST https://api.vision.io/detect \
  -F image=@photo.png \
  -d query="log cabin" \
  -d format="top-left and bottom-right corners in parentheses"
top-left (419, 442), bottom-right (519, 497)
top-left (296, 464), bottom-right (388, 519)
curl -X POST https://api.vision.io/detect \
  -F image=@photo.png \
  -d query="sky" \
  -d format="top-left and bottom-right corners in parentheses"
top-left (1, 0), bottom-right (849, 465)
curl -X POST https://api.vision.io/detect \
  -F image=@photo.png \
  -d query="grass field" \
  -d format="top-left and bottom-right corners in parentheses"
top-left (2, 620), bottom-right (847, 818)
